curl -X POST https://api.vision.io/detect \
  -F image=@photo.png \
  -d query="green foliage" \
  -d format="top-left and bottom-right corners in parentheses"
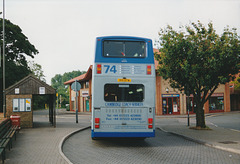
top-left (28, 61), bottom-right (46, 82)
top-left (0, 19), bottom-right (38, 87)
top-left (0, 19), bottom-right (38, 68)
top-left (33, 95), bottom-right (50, 110)
top-left (231, 76), bottom-right (240, 90)
top-left (51, 70), bottom-right (86, 108)
top-left (0, 19), bottom-right (38, 112)
top-left (156, 21), bottom-right (240, 127)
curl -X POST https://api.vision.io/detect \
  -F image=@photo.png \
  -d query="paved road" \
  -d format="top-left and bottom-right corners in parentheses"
top-left (206, 112), bottom-right (240, 131)
top-left (63, 128), bottom-right (240, 164)
top-left (2, 110), bottom-right (239, 164)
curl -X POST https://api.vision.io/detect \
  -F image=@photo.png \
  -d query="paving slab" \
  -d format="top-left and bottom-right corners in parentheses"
top-left (157, 117), bottom-right (240, 155)
top-left (1, 109), bottom-right (91, 164)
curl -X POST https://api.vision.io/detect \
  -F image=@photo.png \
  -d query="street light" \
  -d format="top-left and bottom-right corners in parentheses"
top-left (0, 11), bottom-right (1, 68)
top-left (185, 85), bottom-right (190, 126)
top-left (2, 0), bottom-right (6, 118)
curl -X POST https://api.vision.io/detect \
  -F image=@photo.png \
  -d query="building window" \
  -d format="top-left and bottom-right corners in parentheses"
top-left (209, 93), bottom-right (224, 112)
top-left (86, 81), bottom-right (89, 88)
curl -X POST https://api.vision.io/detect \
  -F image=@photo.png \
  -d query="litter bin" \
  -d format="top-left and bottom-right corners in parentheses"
top-left (10, 115), bottom-right (21, 128)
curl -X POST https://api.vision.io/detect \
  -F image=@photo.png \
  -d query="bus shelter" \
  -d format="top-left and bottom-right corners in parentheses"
top-left (5, 74), bottom-right (56, 128)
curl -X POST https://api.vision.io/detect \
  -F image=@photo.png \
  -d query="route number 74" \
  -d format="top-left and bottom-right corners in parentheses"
top-left (104, 65), bottom-right (117, 73)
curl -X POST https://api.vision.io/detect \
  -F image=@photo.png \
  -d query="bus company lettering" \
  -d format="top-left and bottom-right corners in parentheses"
top-left (105, 102), bottom-right (143, 107)
top-left (105, 103), bottom-right (121, 107)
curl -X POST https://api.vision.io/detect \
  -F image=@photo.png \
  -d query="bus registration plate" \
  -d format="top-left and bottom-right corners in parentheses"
top-left (118, 79), bottom-right (131, 82)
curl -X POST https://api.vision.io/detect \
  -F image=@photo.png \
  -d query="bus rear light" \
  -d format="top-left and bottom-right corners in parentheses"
top-left (95, 124), bottom-right (100, 129)
top-left (148, 118), bottom-right (153, 124)
top-left (147, 65), bottom-right (151, 75)
top-left (148, 118), bottom-right (153, 129)
top-left (95, 118), bottom-right (100, 129)
top-left (97, 64), bottom-right (102, 74)
top-left (95, 118), bottom-right (100, 123)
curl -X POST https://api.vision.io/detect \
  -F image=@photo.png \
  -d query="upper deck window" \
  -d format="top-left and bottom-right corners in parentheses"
top-left (103, 41), bottom-right (146, 58)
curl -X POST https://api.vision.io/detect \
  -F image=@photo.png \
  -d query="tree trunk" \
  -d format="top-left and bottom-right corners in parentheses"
top-left (195, 104), bottom-right (206, 128)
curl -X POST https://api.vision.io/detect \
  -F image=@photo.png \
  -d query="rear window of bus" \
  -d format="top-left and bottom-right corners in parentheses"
top-left (104, 84), bottom-right (144, 102)
top-left (103, 41), bottom-right (146, 58)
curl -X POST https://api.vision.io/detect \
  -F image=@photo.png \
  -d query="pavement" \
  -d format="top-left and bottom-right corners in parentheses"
top-left (0, 110), bottom-right (239, 164)
top-left (1, 109), bottom-right (91, 164)
top-left (156, 115), bottom-right (240, 155)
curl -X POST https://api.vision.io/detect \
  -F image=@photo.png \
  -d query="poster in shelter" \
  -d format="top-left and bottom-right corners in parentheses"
top-left (13, 98), bottom-right (32, 112)
top-left (26, 99), bottom-right (31, 111)
top-left (13, 99), bottom-right (19, 111)
top-left (39, 87), bottom-right (45, 94)
top-left (20, 99), bottom-right (25, 112)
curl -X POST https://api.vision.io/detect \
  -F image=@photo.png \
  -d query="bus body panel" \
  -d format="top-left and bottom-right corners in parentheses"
top-left (91, 131), bottom-right (155, 138)
top-left (92, 36), bottom-right (155, 138)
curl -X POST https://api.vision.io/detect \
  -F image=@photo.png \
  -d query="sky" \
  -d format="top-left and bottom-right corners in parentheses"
top-left (3, 0), bottom-right (240, 84)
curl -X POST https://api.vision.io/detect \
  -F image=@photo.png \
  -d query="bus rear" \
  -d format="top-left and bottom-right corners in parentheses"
top-left (91, 36), bottom-right (155, 139)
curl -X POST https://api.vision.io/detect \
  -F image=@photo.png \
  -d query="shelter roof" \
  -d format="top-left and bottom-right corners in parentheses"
top-left (5, 74), bottom-right (56, 95)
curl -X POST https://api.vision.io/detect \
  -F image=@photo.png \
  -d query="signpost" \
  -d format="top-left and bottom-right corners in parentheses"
top-left (71, 80), bottom-right (81, 123)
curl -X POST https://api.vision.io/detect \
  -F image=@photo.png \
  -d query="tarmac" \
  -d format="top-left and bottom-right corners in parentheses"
top-left (0, 109), bottom-right (239, 164)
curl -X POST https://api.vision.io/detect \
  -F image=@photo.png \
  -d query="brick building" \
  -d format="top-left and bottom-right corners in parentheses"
top-left (154, 49), bottom-right (231, 115)
top-left (64, 66), bottom-right (92, 112)
top-left (229, 73), bottom-right (240, 111)
top-left (64, 50), bottom-right (232, 115)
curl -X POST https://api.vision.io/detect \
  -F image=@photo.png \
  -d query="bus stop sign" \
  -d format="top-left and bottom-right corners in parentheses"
top-left (71, 80), bottom-right (81, 124)
top-left (71, 81), bottom-right (81, 91)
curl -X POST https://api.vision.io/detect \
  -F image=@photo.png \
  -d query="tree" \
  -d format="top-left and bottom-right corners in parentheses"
top-left (155, 21), bottom-right (240, 128)
top-left (51, 70), bottom-right (86, 108)
top-left (0, 19), bottom-right (38, 112)
top-left (231, 75), bottom-right (240, 91)
top-left (28, 61), bottom-right (46, 82)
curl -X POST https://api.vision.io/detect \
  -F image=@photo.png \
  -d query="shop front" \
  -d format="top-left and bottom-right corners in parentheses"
top-left (209, 93), bottom-right (224, 113)
top-left (162, 94), bottom-right (180, 115)
top-left (185, 93), bottom-right (225, 114)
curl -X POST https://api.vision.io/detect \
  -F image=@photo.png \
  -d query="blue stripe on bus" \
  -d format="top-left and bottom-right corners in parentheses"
top-left (91, 130), bottom-right (155, 138)
top-left (95, 58), bottom-right (154, 64)
top-left (97, 36), bottom-right (151, 41)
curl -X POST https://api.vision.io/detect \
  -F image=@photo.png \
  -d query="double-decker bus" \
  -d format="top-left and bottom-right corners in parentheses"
top-left (91, 36), bottom-right (155, 139)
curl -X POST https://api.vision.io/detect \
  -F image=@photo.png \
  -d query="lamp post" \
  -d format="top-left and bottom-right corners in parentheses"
top-left (2, 0), bottom-right (5, 118)
top-left (185, 85), bottom-right (190, 126)
top-left (187, 92), bottom-right (190, 126)
top-left (0, 11), bottom-right (2, 67)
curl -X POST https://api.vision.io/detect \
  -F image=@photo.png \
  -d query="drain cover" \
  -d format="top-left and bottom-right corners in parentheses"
top-left (219, 141), bottom-right (238, 144)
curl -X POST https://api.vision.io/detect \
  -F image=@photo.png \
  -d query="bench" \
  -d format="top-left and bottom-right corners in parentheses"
top-left (0, 119), bottom-right (18, 164)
